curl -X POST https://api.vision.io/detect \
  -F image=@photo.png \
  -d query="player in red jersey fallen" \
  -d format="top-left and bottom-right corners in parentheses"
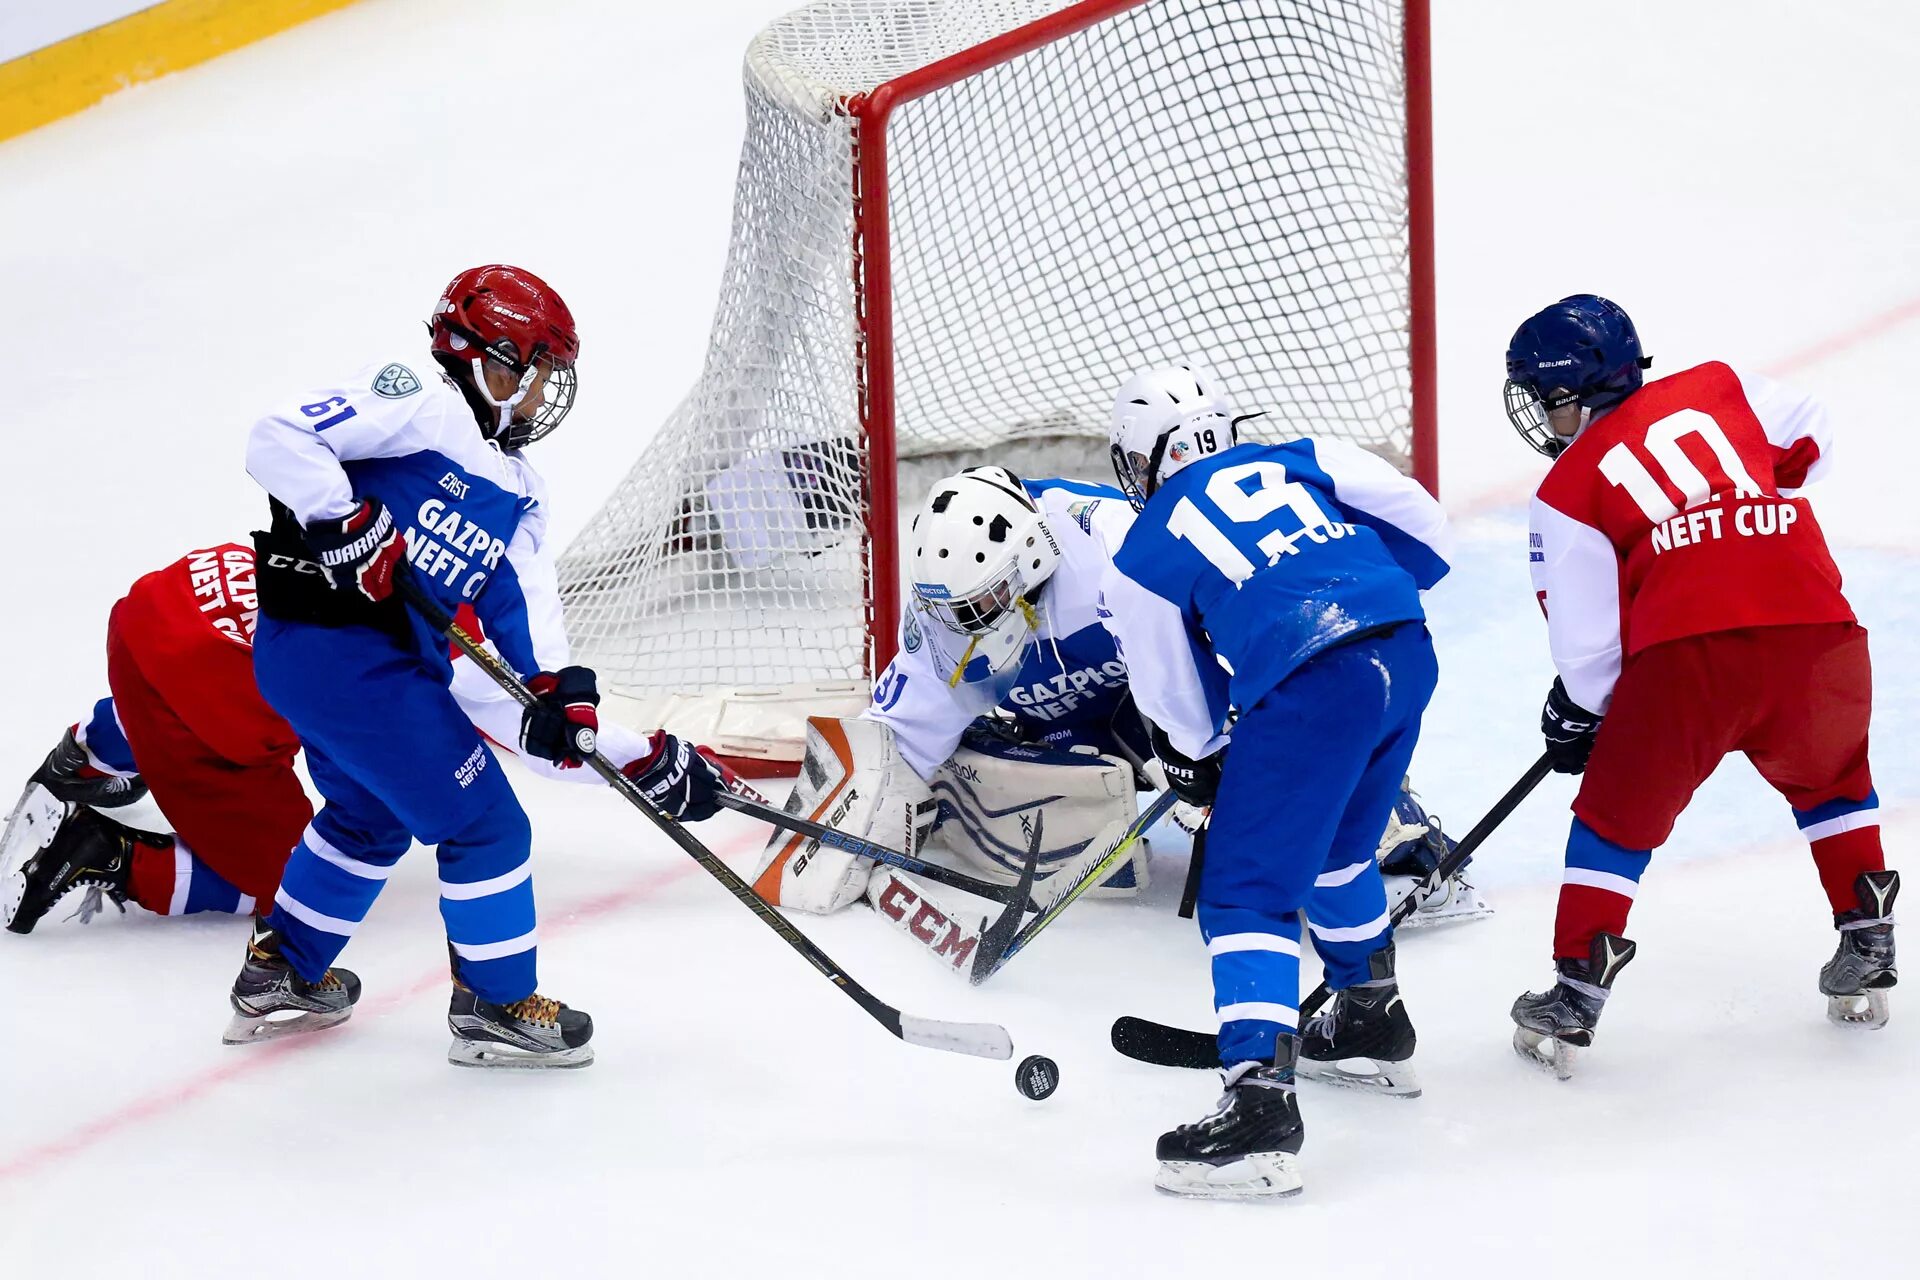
top-left (1501, 295), bottom-right (1895, 1076)
top-left (1, 543), bottom-right (730, 935)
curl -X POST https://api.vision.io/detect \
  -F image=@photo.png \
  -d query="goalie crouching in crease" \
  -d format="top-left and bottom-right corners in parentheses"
top-left (749, 459), bottom-right (1479, 977)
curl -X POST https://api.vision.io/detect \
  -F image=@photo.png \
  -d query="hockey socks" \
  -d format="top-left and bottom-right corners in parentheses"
top-left (1554, 819), bottom-right (1652, 960)
top-left (1796, 791), bottom-right (1886, 917)
top-left (1201, 905), bottom-right (1302, 1063)
top-left (127, 836), bottom-right (256, 917)
top-left (76, 699), bottom-right (140, 777)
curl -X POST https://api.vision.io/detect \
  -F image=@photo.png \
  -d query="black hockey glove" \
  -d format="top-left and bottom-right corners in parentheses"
top-left (520, 667), bottom-right (601, 768)
top-left (304, 497), bottom-right (405, 603)
top-left (622, 733), bottom-right (728, 822)
top-left (1540, 678), bottom-right (1603, 775)
top-left (1149, 723), bottom-right (1225, 808)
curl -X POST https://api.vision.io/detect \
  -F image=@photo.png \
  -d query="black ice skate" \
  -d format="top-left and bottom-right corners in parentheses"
top-left (5, 805), bottom-right (162, 935)
top-left (1821, 870), bottom-right (1898, 1029)
top-left (29, 726), bottom-right (147, 809)
top-left (1298, 944), bottom-right (1420, 1097)
top-left (1154, 1036), bottom-right (1306, 1200)
top-left (224, 921), bottom-right (362, 1045)
top-left (447, 972), bottom-right (594, 1070)
top-left (1511, 932), bottom-right (1636, 1080)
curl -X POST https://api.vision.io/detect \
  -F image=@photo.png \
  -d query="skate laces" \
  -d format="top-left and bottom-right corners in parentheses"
top-left (65, 884), bottom-right (127, 926)
top-left (507, 994), bottom-right (562, 1027)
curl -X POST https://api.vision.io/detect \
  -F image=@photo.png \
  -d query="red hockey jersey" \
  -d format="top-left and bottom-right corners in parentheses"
top-left (1529, 361), bottom-right (1854, 713)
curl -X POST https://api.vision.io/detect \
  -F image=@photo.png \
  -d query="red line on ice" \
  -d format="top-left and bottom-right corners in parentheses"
top-left (0, 828), bottom-right (763, 1183)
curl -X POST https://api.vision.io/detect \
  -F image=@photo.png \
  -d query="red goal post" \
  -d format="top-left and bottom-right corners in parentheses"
top-left (559, 0), bottom-right (1436, 775)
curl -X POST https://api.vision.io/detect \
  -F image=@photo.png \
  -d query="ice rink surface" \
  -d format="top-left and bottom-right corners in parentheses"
top-left (2, 2), bottom-right (1916, 1274)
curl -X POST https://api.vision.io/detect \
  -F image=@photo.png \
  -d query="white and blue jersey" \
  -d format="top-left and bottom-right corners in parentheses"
top-left (866, 478), bottom-right (1140, 779)
top-left (246, 358), bottom-right (569, 683)
top-left (1099, 436), bottom-right (1452, 1066)
top-left (1098, 438), bottom-right (1452, 762)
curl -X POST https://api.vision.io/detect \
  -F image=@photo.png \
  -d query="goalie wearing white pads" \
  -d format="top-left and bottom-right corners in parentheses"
top-left (752, 468), bottom-right (1151, 970)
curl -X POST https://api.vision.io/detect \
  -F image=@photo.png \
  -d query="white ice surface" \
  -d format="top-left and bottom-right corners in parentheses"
top-left (2, 1), bottom-right (1918, 1275)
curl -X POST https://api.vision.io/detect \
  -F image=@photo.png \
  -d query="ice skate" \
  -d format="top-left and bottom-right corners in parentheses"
top-left (1379, 786), bottom-right (1491, 928)
top-left (1298, 944), bottom-right (1420, 1097)
top-left (1511, 932), bottom-right (1636, 1080)
top-left (1387, 868), bottom-right (1494, 929)
top-left (1154, 1036), bottom-right (1305, 1201)
top-left (448, 977), bottom-right (594, 1069)
top-left (225, 921), bottom-right (362, 1044)
top-left (1821, 870), bottom-right (1897, 1029)
top-left (29, 726), bottom-right (147, 809)
top-left (5, 803), bottom-right (162, 935)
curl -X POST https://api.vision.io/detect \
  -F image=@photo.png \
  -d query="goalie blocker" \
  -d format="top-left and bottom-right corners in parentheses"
top-left (751, 717), bottom-right (1146, 974)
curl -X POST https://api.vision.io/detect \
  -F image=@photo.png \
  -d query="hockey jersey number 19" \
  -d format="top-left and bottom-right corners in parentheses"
top-left (1099, 438), bottom-right (1452, 761)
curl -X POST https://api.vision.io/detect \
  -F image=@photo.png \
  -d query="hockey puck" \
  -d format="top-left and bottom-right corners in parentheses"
top-left (1014, 1054), bottom-right (1060, 1100)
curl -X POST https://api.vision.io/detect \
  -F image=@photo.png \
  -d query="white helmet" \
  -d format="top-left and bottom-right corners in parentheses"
top-left (1108, 364), bottom-right (1237, 508)
top-left (909, 466), bottom-right (1063, 675)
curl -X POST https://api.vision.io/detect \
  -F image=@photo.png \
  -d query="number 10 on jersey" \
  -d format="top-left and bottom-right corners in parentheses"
top-left (1168, 460), bottom-right (1357, 583)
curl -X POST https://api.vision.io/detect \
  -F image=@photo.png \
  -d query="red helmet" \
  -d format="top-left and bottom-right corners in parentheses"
top-left (429, 265), bottom-right (579, 448)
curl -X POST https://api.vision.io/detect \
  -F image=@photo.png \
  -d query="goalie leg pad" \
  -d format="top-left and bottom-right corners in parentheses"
top-left (749, 717), bottom-right (934, 914)
top-left (926, 733), bottom-right (1146, 898)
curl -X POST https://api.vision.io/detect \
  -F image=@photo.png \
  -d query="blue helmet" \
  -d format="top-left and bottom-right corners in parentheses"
top-left (1504, 295), bottom-right (1651, 456)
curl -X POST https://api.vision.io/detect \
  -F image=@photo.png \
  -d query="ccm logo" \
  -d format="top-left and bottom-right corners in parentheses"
top-left (873, 875), bottom-right (978, 970)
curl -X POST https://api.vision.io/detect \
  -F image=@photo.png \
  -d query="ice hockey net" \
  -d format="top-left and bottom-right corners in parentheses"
top-left (559, 0), bottom-right (1435, 773)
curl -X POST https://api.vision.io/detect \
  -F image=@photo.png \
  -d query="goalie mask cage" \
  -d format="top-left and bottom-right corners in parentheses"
top-left (559, 0), bottom-right (1435, 774)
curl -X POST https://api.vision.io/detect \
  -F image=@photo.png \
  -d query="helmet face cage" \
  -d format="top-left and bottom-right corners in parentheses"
top-left (1505, 378), bottom-right (1572, 458)
top-left (914, 563), bottom-right (1024, 638)
top-left (447, 328), bottom-right (576, 450)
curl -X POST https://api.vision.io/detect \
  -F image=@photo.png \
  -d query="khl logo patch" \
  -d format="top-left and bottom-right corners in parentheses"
top-left (372, 363), bottom-right (422, 398)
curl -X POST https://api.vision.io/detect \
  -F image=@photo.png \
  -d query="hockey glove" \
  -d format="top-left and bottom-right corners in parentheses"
top-left (304, 498), bottom-right (405, 603)
top-left (1540, 678), bottom-right (1603, 774)
top-left (1149, 723), bottom-right (1225, 809)
top-left (621, 733), bottom-right (727, 822)
top-left (521, 667), bottom-right (601, 768)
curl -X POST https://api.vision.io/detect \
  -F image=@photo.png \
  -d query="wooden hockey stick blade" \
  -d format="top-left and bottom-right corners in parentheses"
top-left (395, 574), bottom-right (1015, 1062)
top-left (715, 792), bottom-right (1028, 905)
top-left (971, 790), bottom-right (1178, 982)
top-left (1108, 754), bottom-right (1556, 1070)
top-left (969, 812), bottom-right (1045, 985)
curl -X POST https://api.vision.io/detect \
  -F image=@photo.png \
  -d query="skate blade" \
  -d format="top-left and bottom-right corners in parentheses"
top-left (1154, 1154), bottom-right (1303, 1201)
top-left (447, 1038), bottom-right (595, 1070)
top-left (1826, 990), bottom-right (1891, 1030)
top-left (1297, 1056), bottom-right (1421, 1098)
top-left (1512, 1027), bottom-right (1579, 1080)
top-left (2, 784), bottom-right (67, 929)
top-left (222, 1006), bottom-right (353, 1046)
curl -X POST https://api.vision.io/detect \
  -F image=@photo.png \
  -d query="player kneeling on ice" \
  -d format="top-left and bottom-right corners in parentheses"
top-left (751, 466), bottom-right (1470, 973)
top-left (227, 266), bottom-right (726, 1069)
top-left (0, 544), bottom-right (721, 944)
top-left (1503, 296), bottom-right (1895, 1078)
top-left (1098, 365), bottom-right (1452, 1200)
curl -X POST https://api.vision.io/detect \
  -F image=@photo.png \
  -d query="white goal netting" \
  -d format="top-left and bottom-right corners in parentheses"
top-left (559, 0), bottom-right (1416, 764)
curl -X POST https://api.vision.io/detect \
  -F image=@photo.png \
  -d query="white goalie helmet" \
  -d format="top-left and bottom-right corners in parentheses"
top-left (909, 466), bottom-right (1063, 675)
top-left (1108, 364), bottom-right (1238, 509)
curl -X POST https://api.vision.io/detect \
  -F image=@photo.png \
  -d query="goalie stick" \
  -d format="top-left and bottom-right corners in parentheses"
top-left (715, 792), bottom-right (1033, 906)
top-left (397, 574), bottom-right (1014, 1062)
top-left (967, 789), bottom-right (1181, 985)
top-left (1109, 754), bottom-right (1555, 1069)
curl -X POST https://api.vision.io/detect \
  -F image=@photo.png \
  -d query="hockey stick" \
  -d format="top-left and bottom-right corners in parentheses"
top-left (714, 792), bottom-right (1033, 906)
top-left (398, 575), bottom-right (1014, 1061)
top-left (967, 789), bottom-right (1180, 984)
top-left (1110, 753), bottom-right (1555, 1069)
